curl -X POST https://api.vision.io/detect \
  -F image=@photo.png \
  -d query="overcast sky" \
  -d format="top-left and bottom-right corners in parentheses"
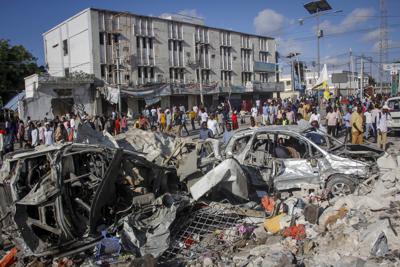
top-left (1, 0), bottom-right (400, 75)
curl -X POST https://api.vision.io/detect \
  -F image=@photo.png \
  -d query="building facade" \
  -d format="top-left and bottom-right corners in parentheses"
top-left (42, 8), bottom-right (283, 115)
top-left (280, 70), bottom-right (371, 98)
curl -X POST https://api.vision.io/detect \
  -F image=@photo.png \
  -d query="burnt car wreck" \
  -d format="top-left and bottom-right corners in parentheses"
top-left (0, 125), bottom-right (395, 266)
top-left (0, 143), bottom-right (181, 258)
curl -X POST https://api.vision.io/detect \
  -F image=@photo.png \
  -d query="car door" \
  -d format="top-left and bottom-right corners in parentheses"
top-left (272, 133), bottom-right (321, 191)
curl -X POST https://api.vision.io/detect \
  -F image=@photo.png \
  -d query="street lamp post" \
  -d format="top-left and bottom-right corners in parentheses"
top-left (300, 0), bottom-right (342, 77)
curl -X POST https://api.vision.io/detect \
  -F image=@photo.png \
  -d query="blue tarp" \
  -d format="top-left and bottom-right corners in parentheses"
top-left (3, 92), bottom-right (25, 111)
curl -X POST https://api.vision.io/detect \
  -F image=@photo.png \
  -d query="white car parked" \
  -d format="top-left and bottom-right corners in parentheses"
top-left (386, 96), bottom-right (400, 131)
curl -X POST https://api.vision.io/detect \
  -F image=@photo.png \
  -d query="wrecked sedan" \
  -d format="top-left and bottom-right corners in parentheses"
top-left (190, 125), bottom-right (384, 200)
top-left (0, 143), bottom-right (181, 257)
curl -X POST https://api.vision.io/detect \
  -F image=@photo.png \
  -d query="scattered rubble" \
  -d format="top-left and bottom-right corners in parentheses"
top-left (0, 126), bottom-right (399, 266)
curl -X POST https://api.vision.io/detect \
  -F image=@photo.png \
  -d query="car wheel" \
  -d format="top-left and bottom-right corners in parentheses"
top-left (326, 175), bottom-right (356, 197)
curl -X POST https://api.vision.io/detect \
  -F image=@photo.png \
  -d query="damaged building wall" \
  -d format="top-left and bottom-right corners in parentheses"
top-left (22, 80), bottom-right (97, 120)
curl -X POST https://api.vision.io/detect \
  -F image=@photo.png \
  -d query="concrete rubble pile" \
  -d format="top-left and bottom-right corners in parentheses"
top-left (0, 126), bottom-right (399, 266)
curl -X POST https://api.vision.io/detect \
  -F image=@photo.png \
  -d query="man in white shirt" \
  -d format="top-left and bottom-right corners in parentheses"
top-left (377, 105), bottom-right (391, 150)
top-left (251, 105), bottom-right (258, 119)
top-left (309, 109), bottom-right (321, 124)
top-left (207, 114), bottom-right (219, 136)
top-left (31, 124), bottom-right (39, 147)
top-left (150, 107), bottom-right (157, 126)
top-left (200, 109), bottom-right (208, 123)
top-left (325, 108), bottom-right (338, 136)
top-left (364, 107), bottom-right (374, 140)
top-left (44, 123), bottom-right (54, 146)
top-left (371, 103), bottom-right (380, 142)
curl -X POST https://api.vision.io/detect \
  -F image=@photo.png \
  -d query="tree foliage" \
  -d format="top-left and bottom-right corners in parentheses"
top-left (0, 39), bottom-right (44, 102)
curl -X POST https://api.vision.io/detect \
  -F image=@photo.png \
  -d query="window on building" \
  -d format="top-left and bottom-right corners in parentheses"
top-left (125, 74), bottom-right (130, 81)
top-left (149, 38), bottom-right (153, 49)
top-left (144, 67), bottom-right (148, 79)
top-left (99, 33), bottom-right (105, 45)
top-left (201, 70), bottom-right (210, 83)
top-left (286, 81), bottom-right (291, 86)
top-left (179, 41), bottom-right (182, 52)
top-left (63, 40), bottom-right (68, 56)
top-left (168, 40), bottom-right (172, 51)
top-left (309, 79), bottom-right (312, 84)
top-left (180, 69), bottom-right (184, 80)
top-left (107, 33), bottom-right (112, 45)
top-left (150, 67), bottom-right (154, 79)
top-left (136, 36), bottom-right (140, 48)
top-left (241, 72), bottom-right (252, 84)
top-left (64, 67), bottom-right (70, 77)
top-left (113, 34), bottom-right (119, 43)
top-left (170, 68), bottom-right (173, 79)
top-left (100, 64), bottom-right (106, 78)
top-left (143, 37), bottom-right (147, 49)
top-left (138, 67), bottom-right (142, 78)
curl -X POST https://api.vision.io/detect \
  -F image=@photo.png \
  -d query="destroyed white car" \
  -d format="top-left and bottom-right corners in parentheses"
top-left (190, 126), bottom-right (385, 200)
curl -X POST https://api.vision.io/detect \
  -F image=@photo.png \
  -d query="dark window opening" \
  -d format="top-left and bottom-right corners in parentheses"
top-left (149, 38), bottom-right (153, 49)
top-left (113, 34), bottom-right (119, 43)
top-left (100, 64), bottom-right (106, 77)
top-left (99, 32), bottom-right (104, 45)
top-left (169, 68), bottom-right (173, 79)
top-left (143, 37), bottom-right (147, 48)
top-left (136, 36), bottom-right (140, 48)
top-left (144, 67), bottom-right (148, 79)
top-left (138, 67), bottom-right (142, 78)
top-left (64, 67), bottom-right (70, 77)
top-left (150, 67), bottom-right (154, 79)
top-left (107, 33), bottom-right (112, 45)
top-left (63, 40), bottom-right (68, 56)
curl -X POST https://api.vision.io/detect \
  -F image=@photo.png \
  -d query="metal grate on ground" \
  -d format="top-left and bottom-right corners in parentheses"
top-left (158, 203), bottom-right (253, 265)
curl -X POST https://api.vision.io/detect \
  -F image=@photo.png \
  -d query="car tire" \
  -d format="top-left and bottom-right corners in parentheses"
top-left (326, 175), bottom-right (357, 197)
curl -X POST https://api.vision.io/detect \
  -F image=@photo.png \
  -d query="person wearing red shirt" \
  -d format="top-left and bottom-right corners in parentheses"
top-left (115, 117), bottom-right (121, 135)
top-left (231, 111), bottom-right (239, 130)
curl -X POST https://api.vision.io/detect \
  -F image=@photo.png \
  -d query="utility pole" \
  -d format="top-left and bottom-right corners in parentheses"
top-left (291, 59), bottom-right (295, 92)
top-left (351, 51), bottom-right (355, 96)
top-left (379, 0), bottom-right (389, 94)
top-left (360, 55), bottom-right (364, 101)
top-left (296, 57), bottom-right (302, 89)
top-left (316, 12), bottom-right (321, 77)
top-left (349, 48), bottom-right (352, 96)
top-left (116, 39), bottom-right (122, 114)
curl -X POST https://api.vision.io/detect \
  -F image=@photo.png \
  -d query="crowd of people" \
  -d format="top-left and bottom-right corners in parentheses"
top-left (0, 92), bottom-right (395, 161)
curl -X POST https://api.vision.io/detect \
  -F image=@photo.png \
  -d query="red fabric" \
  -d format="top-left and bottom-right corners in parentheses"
top-left (261, 196), bottom-right (275, 212)
top-left (282, 224), bottom-right (306, 240)
top-left (0, 247), bottom-right (18, 267)
top-left (231, 114), bottom-right (238, 130)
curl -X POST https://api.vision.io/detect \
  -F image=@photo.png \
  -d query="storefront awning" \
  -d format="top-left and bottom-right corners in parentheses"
top-left (3, 92), bottom-right (25, 111)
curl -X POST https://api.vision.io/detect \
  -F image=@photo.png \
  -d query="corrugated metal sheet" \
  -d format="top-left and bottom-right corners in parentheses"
top-left (3, 92), bottom-right (25, 111)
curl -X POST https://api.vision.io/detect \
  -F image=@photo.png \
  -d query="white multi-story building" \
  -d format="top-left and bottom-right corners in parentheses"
top-left (42, 8), bottom-right (283, 114)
